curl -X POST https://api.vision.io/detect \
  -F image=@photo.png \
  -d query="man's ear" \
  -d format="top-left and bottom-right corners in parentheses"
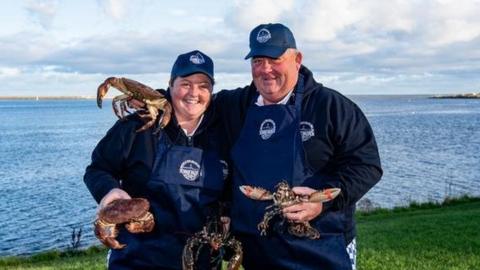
top-left (295, 51), bottom-right (303, 70)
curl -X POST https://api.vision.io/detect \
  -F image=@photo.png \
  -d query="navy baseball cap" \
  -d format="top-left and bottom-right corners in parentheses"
top-left (245, 23), bottom-right (297, 59)
top-left (171, 50), bottom-right (214, 83)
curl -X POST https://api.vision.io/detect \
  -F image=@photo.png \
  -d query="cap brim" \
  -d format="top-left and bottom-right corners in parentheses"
top-left (244, 46), bottom-right (288, 59)
top-left (175, 66), bottom-right (214, 83)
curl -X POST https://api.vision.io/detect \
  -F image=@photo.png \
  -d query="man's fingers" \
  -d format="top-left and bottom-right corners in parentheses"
top-left (127, 98), bottom-right (146, 110)
top-left (283, 201), bottom-right (324, 222)
top-left (282, 203), bottom-right (304, 214)
top-left (292, 186), bottom-right (316, 196)
top-left (284, 211), bottom-right (304, 222)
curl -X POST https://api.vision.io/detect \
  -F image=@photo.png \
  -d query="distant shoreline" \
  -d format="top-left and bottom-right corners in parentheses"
top-left (0, 96), bottom-right (99, 100)
top-left (430, 93), bottom-right (480, 99)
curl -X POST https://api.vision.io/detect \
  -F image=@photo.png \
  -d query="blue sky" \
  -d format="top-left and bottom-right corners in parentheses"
top-left (1, 0), bottom-right (479, 96)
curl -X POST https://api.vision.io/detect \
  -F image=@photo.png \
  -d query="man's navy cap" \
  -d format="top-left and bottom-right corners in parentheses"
top-left (245, 23), bottom-right (296, 59)
top-left (171, 50), bottom-right (214, 83)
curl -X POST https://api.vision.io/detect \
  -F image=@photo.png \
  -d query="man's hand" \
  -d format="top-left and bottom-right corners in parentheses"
top-left (127, 98), bottom-right (146, 110)
top-left (97, 188), bottom-right (132, 214)
top-left (282, 186), bottom-right (323, 223)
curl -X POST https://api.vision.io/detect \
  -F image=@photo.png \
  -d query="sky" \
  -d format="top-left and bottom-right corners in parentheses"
top-left (1, 0), bottom-right (480, 96)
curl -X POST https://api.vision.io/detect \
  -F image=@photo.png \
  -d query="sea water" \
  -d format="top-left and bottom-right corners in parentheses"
top-left (0, 96), bottom-right (478, 256)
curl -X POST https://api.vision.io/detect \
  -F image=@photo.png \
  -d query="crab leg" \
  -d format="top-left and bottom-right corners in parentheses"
top-left (308, 188), bottom-right (341, 203)
top-left (239, 185), bottom-right (273, 200)
top-left (111, 94), bottom-right (130, 119)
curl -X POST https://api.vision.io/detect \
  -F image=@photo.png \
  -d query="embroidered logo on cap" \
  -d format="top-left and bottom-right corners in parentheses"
top-left (299, 121), bottom-right (315, 142)
top-left (189, 52), bottom-right (205, 65)
top-left (256, 28), bottom-right (271, 43)
top-left (179, 160), bottom-right (201, 181)
top-left (220, 160), bottom-right (229, 180)
top-left (259, 119), bottom-right (276, 140)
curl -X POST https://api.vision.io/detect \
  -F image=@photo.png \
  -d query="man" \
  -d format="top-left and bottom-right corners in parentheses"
top-left (214, 23), bottom-right (382, 270)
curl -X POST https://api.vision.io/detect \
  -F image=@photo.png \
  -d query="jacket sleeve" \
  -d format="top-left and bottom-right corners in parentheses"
top-left (318, 100), bottom-right (383, 211)
top-left (83, 120), bottom-right (132, 203)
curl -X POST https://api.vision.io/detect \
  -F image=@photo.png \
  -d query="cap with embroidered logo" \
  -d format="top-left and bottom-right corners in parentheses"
top-left (171, 50), bottom-right (214, 83)
top-left (245, 23), bottom-right (297, 59)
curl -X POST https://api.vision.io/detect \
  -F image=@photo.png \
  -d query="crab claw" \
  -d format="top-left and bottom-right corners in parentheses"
top-left (239, 185), bottom-right (273, 200)
top-left (94, 219), bottom-right (125, 249)
top-left (309, 188), bottom-right (341, 203)
top-left (97, 77), bottom-right (115, 108)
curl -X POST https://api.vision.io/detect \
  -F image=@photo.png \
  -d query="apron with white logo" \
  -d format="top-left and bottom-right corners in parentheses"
top-left (230, 75), bottom-right (352, 270)
top-left (108, 131), bottom-right (225, 269)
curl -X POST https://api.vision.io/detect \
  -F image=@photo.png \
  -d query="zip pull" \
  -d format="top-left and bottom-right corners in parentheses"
top-left (187, 135), bottom-right (193, 146)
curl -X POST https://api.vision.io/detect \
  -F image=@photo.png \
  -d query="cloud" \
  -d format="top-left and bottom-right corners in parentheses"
top-left (97, 0), bottom-right (127, 20)
top-left (0, 32), bottom-right (57, 65)
top-left (228, 0), bottom-right (295, 30)
top-left (2, 0), bottom-right (480, 96)
top-left (25, 0), bottom-right (58, 29)
top-left (0, 67), bottom-right (22, 78)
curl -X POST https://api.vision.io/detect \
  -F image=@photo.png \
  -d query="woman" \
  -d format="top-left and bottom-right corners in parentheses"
top-left (84, 50), bottom-right (229, 269)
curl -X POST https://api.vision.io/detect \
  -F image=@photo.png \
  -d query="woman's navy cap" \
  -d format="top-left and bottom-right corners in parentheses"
top-left (245, 23), bottom-right (297, 59)
top-left (171, 50), bottom-right (214, 83)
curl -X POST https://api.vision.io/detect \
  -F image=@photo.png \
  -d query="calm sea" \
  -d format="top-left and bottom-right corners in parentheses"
top-left (0, 96), bottom-right (479, 256)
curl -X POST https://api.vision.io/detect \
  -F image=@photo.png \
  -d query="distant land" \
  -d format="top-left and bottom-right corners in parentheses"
top-left (430, 92), bottom-right (480, 99)
top-left (0, 96), bottom-right (98, 100)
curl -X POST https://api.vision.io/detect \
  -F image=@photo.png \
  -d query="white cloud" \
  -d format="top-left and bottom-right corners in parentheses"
top-left (98, 0), bottom-right (127, 20)
top-left (229, 0), bottom-right (295, 30)
top-left (0, 67), bottom-right (21, 78)
top-left (2, 0), bottom-right (480, 95)
top-left (25, 0), bottom-right (58, 29)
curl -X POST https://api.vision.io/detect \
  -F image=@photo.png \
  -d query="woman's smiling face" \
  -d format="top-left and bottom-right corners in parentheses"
top-left (170, 73), bottom-right (213, 122)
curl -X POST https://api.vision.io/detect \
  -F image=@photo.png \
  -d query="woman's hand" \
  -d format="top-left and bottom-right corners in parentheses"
top-left (282, 186), bottom-right (323, 223)
top-left (97, 188), bottom-right (132, 214)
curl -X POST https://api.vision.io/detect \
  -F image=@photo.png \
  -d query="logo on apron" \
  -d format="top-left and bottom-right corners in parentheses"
top-left (259, 119), bottom-right (276, 140)
top-left (299, 121), bottom-right (315, 142)
top-left (179, 160), bottom-right (201, 181)
top-left (220, 160), bottom-right (229, 180)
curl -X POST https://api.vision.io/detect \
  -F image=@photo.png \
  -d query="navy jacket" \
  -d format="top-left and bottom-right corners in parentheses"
top-left (84, 92), bottom-right (229, 204)
top-left (214, 65), bottom-right (382, 243)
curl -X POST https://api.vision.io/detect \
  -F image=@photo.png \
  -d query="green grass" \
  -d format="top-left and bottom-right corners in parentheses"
top-left (0, 247), bottom-right (107, 270)
top-left (357, 196), bottom-right (480, 270)
top-left (1, 197), bottom-right (479, 270)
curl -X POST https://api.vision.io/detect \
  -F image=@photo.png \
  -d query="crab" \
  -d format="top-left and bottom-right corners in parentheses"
top-left (94, 198), bottom-right (155, 249)
top-left (240, 180), bottom-right (341, 239)
top-left (97, 77), bottom-right (172, 133)
top-left (182, 217), bottom-right (243, 270)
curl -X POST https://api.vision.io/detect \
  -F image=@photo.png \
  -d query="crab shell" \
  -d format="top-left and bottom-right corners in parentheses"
top-left (96, 77), bottom-right (172, 132)
top-left (94, 198), bottom-right (155, 249)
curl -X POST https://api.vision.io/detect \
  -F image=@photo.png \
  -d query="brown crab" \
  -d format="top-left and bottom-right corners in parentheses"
top-left (94, 198), bottom-right (155, 249)
top-left (240, 180), bottom-right (341, 239)
top-left (97, 77), bottom-right (172, 133)
top-left (182, 217), bottom-right (243, 270)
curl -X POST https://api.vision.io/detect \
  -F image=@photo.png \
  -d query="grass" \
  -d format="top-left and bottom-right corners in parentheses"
top-left (357, 196), bottom-right (480, 270)
top-left (0, 247), bottom-right (107, 270)
top-left (1, 197), bottom-right (479, 270)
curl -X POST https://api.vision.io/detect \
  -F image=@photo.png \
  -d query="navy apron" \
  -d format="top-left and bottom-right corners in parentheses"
top-left (108, 130), bottom-right (225, 270)
top-left (230, 76), bottom-right (352, 270)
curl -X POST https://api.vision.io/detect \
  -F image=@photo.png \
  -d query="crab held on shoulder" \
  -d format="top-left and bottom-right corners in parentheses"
top-left (97, 77), bottom-right (172, 133)
top-left (94, 198), bottom-right (155, 249)
top-left (240, 180), bottom-right (341, 239)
